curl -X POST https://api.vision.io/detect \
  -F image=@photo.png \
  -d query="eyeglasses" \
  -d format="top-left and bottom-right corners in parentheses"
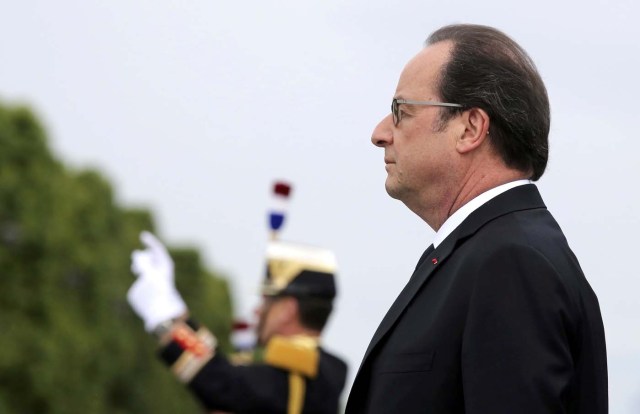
top-left (391, 98), bottom-right (463, 126)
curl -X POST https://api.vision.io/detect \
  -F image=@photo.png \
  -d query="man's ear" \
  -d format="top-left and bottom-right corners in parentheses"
top-left (281, 297), bottom-right (299, 323)
top-left (456, 108), bottom-right (490, 154)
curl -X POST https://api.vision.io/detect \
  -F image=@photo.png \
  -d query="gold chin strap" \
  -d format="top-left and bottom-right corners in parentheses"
top-left (264, 335), bottom-right (320, 414)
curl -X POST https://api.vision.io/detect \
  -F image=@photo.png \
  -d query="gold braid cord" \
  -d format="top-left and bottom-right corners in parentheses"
top-left (288, 372), bottom-right (305, 414)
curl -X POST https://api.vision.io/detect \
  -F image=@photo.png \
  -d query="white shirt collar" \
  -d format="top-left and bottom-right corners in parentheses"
top-left (432, 179), bottom-right (532, 248)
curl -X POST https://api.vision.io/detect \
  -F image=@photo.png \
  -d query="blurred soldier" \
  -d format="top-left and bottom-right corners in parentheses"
top-left (127, 231), bottom-right (347, 414)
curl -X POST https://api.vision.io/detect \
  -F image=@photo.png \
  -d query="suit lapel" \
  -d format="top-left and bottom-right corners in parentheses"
top-left (357, 184), bottom-right (547, 371)
top-left (361, 239), bottom-right (456, 364)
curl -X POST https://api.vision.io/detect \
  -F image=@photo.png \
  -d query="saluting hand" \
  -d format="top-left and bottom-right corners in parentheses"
top-left (127, 231), bottom-right (187, 332)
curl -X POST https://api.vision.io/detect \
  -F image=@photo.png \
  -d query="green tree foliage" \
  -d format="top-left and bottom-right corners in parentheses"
top-left (0, 101), bottom-right (234, 413)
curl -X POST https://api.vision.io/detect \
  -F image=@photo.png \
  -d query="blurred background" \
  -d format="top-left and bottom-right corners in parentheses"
top-left (1, 0), bottom-right (639, 412)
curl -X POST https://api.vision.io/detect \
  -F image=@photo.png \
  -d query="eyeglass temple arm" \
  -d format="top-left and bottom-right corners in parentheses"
top-left (396, 99), bottom-right (463, 108)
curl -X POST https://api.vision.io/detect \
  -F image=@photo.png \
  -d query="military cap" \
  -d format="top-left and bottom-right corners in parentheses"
top-left (261, 240), bottom-right (337, 299)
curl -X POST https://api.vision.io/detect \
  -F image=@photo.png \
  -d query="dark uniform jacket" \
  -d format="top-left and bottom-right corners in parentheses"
top-left (161, 331), bottom-right (348, 414)
top-left (345, 184), bottom-right (608, 414)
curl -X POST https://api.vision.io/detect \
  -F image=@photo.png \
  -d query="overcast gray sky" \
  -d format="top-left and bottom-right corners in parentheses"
top-left (2, 0), bottom-right (639, 411)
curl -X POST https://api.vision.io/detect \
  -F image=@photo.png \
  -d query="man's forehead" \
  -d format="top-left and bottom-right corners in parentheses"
top-left (395, 41), bottom-right (453, 97)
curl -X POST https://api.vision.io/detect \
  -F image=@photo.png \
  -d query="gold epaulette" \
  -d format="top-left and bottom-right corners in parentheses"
top-left (264, 335), bottom-right (320, 378)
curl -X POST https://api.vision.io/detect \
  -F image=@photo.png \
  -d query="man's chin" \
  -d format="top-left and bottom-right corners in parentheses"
top-left (254, 326), bottom-right (266, 346)
top-left (385, 181), bottom-right (402, 200)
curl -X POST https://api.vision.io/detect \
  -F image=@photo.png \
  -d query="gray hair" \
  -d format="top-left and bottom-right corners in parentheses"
top-left (427, 24), bottom-right (550, 181)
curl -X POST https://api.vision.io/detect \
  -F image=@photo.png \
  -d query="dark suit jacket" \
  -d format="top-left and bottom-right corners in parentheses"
top-left (345, 185), bottom-right (607, 414)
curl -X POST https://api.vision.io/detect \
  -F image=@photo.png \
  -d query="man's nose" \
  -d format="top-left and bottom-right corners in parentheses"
top-left (254, 303), bottom-right (264, 317)
top-left (371, 114), bottom-right (394, 147)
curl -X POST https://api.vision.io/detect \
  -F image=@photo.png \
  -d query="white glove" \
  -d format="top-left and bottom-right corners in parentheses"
top-left (127, 231), bottom-right (187, 332)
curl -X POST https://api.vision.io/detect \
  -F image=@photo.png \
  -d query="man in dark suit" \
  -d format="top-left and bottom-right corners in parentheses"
top-left (127, 232), bottom-right (347, 413)
top-left (345, 24), bottom-right (607, 413)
